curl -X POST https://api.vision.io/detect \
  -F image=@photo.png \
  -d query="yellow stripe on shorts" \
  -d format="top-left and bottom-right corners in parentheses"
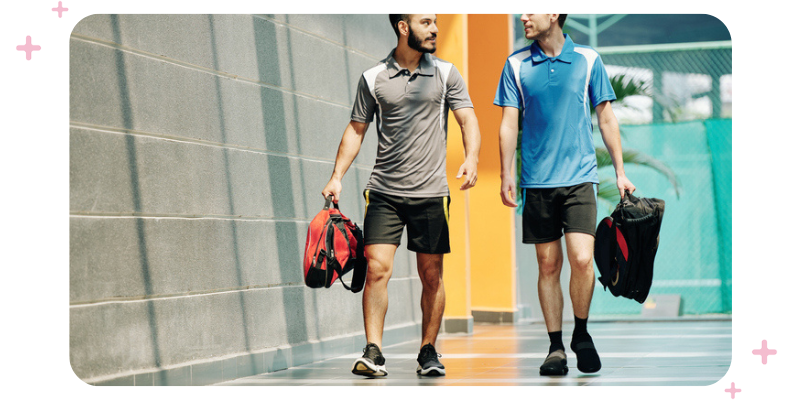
top-left (443, 196), bottom-right (449, 227)
top-left (364, 190), bottom-right (370, 217)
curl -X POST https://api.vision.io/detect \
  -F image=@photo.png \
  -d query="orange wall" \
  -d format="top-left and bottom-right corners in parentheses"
top-left (438, 14), bottom-right (471, 319)
top-left (438, 14), bottom-right (517, 318)
top-left (465, 14), bottom-right (517, 313)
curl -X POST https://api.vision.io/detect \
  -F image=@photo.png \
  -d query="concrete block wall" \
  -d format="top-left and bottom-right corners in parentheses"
top-left (69, 14), bottom-right (419, 385)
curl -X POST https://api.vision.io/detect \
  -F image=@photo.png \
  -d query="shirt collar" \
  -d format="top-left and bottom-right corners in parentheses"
top-left (386, 49), bottom-right (435, 77)
top-left (530, 34), bottom-right (577, 64)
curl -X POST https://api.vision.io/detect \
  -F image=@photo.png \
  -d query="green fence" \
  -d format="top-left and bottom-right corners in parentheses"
top-left (590, 119), bottom-right (731, 316)
top-left (588, 42), bottom-right (732, 316)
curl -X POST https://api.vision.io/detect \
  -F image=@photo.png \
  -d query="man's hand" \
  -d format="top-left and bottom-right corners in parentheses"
top-left (500, 176), bottom-right (518, 208)
top-left (321, 178), bottom-right (342, 203)
top-left (617, 175), bottom-right (636, 199)
top-left (456, 159), bottom-right (478, 190)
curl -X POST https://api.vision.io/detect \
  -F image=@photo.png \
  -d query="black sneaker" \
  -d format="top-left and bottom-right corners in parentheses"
top-left (352, 343), bottom-right (388, 377)
top-left (539, 349), bottom-right (569, 376)
top-left (416, 343), bottom-right (445, 376)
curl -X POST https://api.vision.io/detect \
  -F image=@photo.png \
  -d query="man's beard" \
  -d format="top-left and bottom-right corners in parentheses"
top-left (408, 25), bottom-right (436, 54)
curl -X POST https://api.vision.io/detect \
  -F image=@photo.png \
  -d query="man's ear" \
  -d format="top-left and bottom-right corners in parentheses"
top-left (398, 20), bottom-right (409, 37)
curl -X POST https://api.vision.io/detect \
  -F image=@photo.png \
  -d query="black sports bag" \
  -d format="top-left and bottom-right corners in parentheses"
top-left (595, 190), bottom-right (665, 303)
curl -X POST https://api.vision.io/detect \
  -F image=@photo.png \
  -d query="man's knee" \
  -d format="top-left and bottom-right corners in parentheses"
top-left (366, 258), bottom-right (392, 283)
top-left (417, 254), bottom-right (444, 290)
top-left (569, 252), bottom-right (594, 275)
top-left (365, 245), bottom-right (396, 284)
top-left (419, 268), bottom-right (443, 291)
top-left (537, 252), bottom-right (562, 278)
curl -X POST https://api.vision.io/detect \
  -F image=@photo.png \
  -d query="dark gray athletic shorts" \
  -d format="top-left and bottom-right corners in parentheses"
top-left (522, 182), bottom-right (597, 244)
top-left (363, 190), bottom-right (451, 254)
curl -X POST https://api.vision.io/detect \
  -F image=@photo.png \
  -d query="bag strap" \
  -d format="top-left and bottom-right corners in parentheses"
top-left (330, 217), bottom-right (368, 293)
top-left (328, 217), bottom-right (356, 291)
top-left (349, 229), bottom-right (367, 293)
top-left (323, 195), bottom-right (339, 210)
top-left (621, 190), bottom-right (639, 204)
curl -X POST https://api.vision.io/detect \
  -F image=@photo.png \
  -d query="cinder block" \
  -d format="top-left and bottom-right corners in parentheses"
top-left (70, 215), bottom-right (312, 301)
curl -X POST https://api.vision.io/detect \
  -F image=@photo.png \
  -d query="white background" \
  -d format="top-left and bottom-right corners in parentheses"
top-left (1, 1), bottom-right (790, 399)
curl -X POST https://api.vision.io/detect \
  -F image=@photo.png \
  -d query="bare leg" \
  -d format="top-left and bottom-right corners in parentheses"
top-left (417, 252), bottom-right (445, 348)
top-left (565, 232), bottom-right (602, 373)
top-left (535, 239), bottom-right (564, 333)
top-left (565, 232), bottom-right (595, 318)
top-left (362, 244), bottom-right (398, 349)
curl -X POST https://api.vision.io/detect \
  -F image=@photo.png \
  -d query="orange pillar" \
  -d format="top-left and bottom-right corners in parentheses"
top-left (437, 14), bottom-right (473, 333)
top-left (465, 14), bottom-right (518, 323)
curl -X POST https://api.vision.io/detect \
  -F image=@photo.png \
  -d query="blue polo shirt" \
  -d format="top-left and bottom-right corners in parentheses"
top-left (494, 34), bottom-right (616, 189)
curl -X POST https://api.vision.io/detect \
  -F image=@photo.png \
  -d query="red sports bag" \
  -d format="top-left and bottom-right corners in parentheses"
top-left (303, 196), bottom-right (367, 292)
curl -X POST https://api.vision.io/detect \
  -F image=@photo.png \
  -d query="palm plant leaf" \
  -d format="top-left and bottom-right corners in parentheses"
top-left (596, 178), bottom-right (621, 211)
top-left (609, 74), bottom-right (649, 102)
top-left (595, 146), bottom-right (682, 199)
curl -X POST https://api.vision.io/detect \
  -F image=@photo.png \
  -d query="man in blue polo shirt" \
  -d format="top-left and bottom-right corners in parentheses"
top-left (495, 14), bottom-right (636, 376)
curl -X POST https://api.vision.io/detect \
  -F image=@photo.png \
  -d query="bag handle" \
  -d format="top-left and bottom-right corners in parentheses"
top-left (621, 189), bottom-right (638, 205)
top-left (323, 195), bottom-right (339, 210)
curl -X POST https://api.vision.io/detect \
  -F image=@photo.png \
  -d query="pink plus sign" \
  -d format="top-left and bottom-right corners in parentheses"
top-left (52, 2), bottom-right (68, 18)
top-left (752, 339), bottom-right (777, 364)
top-left (16, 36), bottom-right (41, 61)
top-left (725, 382), bottom-right (741, 399)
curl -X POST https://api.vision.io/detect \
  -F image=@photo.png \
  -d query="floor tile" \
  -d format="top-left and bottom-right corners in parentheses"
top-left (215, 319), bottom-right (732, 386)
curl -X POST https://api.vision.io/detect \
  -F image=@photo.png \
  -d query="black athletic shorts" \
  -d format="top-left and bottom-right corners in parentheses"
top-left (522, 182), bottom-right (597, 244)
top-left (363, 189), bottom-right (451, 254)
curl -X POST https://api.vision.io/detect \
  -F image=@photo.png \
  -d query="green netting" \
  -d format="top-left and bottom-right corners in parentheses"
top-left (590, 119), bottom-right (732, 316)
top-left (600, 46), bottom-right (732, 124)
top-left (706, 118), bottom-right (732, 312)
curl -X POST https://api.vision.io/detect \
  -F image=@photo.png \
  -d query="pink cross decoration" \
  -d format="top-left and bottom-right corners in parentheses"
top-left (16, 36), bottom-right (41, 60)
top-left (725, 382), bottom-right (741, 399)
top-left (52, 2), bottom-right (68, 18)
top-left (752, 339), bottom-right (777, 364)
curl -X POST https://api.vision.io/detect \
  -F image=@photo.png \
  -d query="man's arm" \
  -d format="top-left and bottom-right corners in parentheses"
top-left (596, 101), bottom-right (636, 198)
top-left (498, 106), bottom-right (520, 207)
top-left (321, 121), bottom-right (369, 203)
top-left (452, 107), bottom-right (481, 190)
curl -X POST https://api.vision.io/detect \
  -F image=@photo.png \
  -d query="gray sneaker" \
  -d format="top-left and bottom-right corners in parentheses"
top-left (416, 343), bottom-right (445, 376)
top-left (352, 343), bottom-right (388, 377)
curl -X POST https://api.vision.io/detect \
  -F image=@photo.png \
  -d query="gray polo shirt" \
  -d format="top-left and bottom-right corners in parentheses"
top-left (351, 50), bottom-right (473, 198)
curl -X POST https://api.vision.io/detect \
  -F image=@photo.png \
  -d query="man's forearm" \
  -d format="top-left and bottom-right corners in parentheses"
top-left (461, 115), bottom-right (481, 164)
top-left (498, 109), bottom-right (519, 179)
top-left (597, 102), bottom-right (625, 177)
top-left (330, 122), bottom-right (367, 180)
top-left (599, 119), bottom-right (625, 177)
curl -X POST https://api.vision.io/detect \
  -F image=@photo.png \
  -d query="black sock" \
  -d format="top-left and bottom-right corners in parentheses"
top-left (571, 316), bottom-right (601, 373)
top-left (573, 315), bottom-right (588, 336)
top-left (548, 331), bottom-right (565, 354)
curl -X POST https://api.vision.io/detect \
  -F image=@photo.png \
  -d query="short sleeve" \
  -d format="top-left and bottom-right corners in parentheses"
top-left (444, 66), bottom-right (473, 110)
top-left (493, 59), bottom-right (522, 109)
top-left (588, 55), bottom-right (617, 107)
top-left (350, 74), bottom-right (376, 123)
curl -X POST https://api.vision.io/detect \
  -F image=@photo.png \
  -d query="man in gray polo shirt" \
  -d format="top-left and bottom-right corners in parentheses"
top-left (322, 14), bottom-right (481, 377)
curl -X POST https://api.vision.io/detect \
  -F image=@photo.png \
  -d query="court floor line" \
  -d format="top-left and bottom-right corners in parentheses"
top-left (219, 376), bottom-right (721, 385)
top-left (449, 334), bottom-right (732, 340)
top-left (336, 351), bottom-right (731, 359)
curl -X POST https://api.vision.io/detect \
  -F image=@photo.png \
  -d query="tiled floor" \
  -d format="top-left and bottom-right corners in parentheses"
top-left (215, 319), bottom-right (731, 386)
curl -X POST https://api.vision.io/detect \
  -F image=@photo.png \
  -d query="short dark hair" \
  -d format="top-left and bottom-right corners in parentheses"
top-left (389, 14), bottom-right (410, 38)
top-left (558, 14), bottom-right (568, 28)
